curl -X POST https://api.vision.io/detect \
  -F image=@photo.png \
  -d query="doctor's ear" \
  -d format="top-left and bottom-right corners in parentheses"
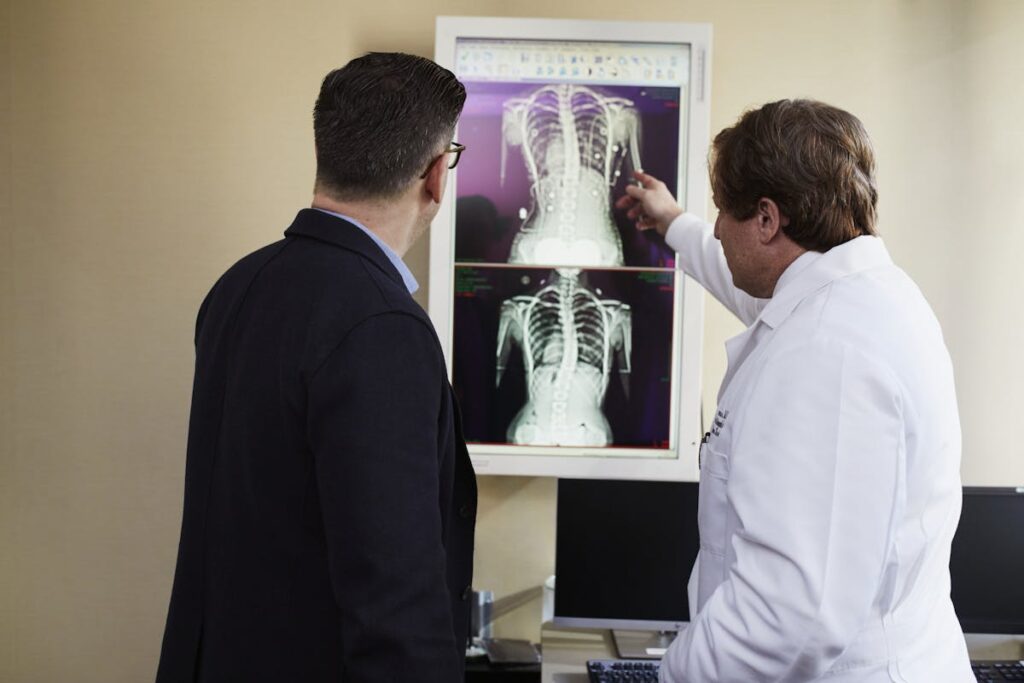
top-left (756, 197), bottom-right (789, 244)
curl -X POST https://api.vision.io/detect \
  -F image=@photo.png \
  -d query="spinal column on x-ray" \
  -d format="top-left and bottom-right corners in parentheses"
top-left (496, 269), bottom-right (632, 447)
top-left (502, 84), bottom-right (641, 267)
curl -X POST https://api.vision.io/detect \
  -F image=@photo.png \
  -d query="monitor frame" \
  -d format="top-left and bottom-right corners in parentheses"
top-left (953, 486), bottom-right (1024, 635)
top-left (552, 478), bottom-right (699, 633)
top-left (430, 16), bottom-right (712, 480)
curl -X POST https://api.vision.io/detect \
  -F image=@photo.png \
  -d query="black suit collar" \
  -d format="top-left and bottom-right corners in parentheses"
top-left (284, 208), bottom-right (404, 288)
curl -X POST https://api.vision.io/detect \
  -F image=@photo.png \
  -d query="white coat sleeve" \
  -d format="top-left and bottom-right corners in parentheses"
top-left (664, 213), bottom-right (767, 327)
top-left (660, 339), bottom-right (905, 682)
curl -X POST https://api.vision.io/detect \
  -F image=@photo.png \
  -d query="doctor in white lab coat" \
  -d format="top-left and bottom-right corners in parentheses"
top-left (618, 99), bottom-right (972, 682)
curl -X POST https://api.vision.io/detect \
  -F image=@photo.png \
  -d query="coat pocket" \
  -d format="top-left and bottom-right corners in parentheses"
top-left (696, 443), bottom-right (731, 602)
top-left (697, 442), bottom-right (730, 557)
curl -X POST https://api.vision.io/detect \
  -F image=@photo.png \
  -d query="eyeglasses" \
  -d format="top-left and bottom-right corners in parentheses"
top-left (420, 142), bottom-right (466, 178)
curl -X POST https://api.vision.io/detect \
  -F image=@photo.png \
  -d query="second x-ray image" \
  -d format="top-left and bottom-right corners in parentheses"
top-left (452, 266), bottom-right (676, 450)
top-left (496, 267), bottom-right (632, 446)
top-left (455, 81), bottom-right (682, 269)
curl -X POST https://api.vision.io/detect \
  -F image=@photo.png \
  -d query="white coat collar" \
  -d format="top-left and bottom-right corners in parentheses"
top-left (759, 235), bottom-right (893, 330)
top-left (717, 235), bottom-right (892, 404)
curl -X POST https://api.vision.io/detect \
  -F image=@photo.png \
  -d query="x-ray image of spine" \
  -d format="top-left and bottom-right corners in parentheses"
top-left (501, 85), bottom-right (641, 267)
top-left (495, 268), bottom-right (632, 446)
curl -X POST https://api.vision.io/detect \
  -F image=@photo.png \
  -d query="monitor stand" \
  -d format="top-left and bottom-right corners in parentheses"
top-left (612, 629), bottom-right (678, 659)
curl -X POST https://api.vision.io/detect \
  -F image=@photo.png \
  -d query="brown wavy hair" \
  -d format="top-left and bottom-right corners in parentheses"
top-left (710, 99), bottom-right (878, 251)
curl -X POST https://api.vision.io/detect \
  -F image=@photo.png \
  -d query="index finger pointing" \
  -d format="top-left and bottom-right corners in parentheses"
top-left (614, 193), bottom-right (637, 210)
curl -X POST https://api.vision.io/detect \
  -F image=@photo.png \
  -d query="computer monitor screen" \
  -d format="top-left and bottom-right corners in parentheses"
top-left (431, 17), bottom-right (711, 480)
top-left (950, 487), bottom-right (1024, 634)
top-left (554, 479), bottom-right (699, 631)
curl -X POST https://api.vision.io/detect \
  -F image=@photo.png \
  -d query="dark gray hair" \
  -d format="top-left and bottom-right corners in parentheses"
top-left (313, 52), bottom-right (466, 200)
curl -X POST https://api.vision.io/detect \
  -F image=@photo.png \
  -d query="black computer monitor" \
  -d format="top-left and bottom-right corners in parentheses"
top-left (950, 487), bottom-right (1024, 634)
top-left (554, 479), bottom-right (700, 633)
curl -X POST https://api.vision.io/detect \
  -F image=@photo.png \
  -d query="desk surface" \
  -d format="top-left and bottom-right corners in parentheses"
top-left (540, 626), bottom-right (612, 683)
top-left (539, 623), bottom-right (1024, 682)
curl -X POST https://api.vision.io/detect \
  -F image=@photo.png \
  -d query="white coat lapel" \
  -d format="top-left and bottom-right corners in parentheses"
top-left (716, 238), bottom-right (891, 406)
top-left (718, 322), bottom-right (765, 403)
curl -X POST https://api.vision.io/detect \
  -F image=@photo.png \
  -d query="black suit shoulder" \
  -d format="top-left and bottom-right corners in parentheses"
top-left (196, 225), bottom-right (435, 381)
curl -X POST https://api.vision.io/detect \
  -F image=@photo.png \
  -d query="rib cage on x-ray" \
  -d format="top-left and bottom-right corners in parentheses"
top-left (496, 269), bottom-right (632, 447)
top-left (501, 84), bottom-right (641, 268)
top-left (495, 84), bottom-right (638, 446)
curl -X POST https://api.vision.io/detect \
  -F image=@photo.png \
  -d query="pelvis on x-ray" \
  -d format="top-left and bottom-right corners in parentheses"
top-left (496, 269), bottom-right (632, 447)
top-left (501, 84), bottom-right (641, 267)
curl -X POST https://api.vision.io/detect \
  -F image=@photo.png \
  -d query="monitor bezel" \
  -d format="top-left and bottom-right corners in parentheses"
top-left (430, 16), bottom-right (712, 481)
top-left (954, 486), bottom-right (1024, 635)
top-left (551, 478), bottom-right (698, 632)
top-left (551, 615), bottom-right (688, 632)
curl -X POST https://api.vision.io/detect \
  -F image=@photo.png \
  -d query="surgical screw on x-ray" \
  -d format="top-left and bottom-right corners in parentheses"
top-left (496, 269), bottom-right (632, 447)
top-left (501, 84), bottom-right (642, 267)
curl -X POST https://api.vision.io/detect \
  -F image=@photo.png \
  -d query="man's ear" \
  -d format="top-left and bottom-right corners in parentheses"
top-left (756, 197), bottom-right (788, 244)
top-left (423, 155), bottom-right (447, 205)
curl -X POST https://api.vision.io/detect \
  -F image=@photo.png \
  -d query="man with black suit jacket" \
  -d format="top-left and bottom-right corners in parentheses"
top-left (156, 53), bottom-right (476, 682)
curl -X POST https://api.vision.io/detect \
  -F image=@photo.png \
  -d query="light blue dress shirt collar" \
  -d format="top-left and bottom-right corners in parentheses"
top-left (313, 208), bottom-right (419, 295)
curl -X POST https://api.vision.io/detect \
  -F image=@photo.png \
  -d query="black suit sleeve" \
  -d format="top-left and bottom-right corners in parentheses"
top-left (193, 274), bottom-right (225, 347)
top-left (194, 291), bottom-right (212, 347)
top-left (306, 312), bottom-right (459, 682)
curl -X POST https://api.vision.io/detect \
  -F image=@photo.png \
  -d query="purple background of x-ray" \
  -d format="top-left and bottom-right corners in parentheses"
top-left (453, 81), bottom-right (683, 269)
top-left (452, 266), bottom-right (676, 449)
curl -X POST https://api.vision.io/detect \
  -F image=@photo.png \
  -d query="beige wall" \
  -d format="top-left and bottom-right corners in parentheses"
top-left (3, 1), bottom-right (1023, 680)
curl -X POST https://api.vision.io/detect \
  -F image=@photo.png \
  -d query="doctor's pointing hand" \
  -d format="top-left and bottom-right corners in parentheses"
top-left (615, 170), bottom-right (683, 236)
top-left (618, 100), bottom-right (971, 683)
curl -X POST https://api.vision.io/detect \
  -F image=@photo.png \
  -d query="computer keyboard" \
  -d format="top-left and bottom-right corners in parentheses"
top-left (588, 658), bottom-right (1022, 682)
top-left (973, 660), bottom-right (1024, 681)
top-left (587, 659), bottom-right (660, 683)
